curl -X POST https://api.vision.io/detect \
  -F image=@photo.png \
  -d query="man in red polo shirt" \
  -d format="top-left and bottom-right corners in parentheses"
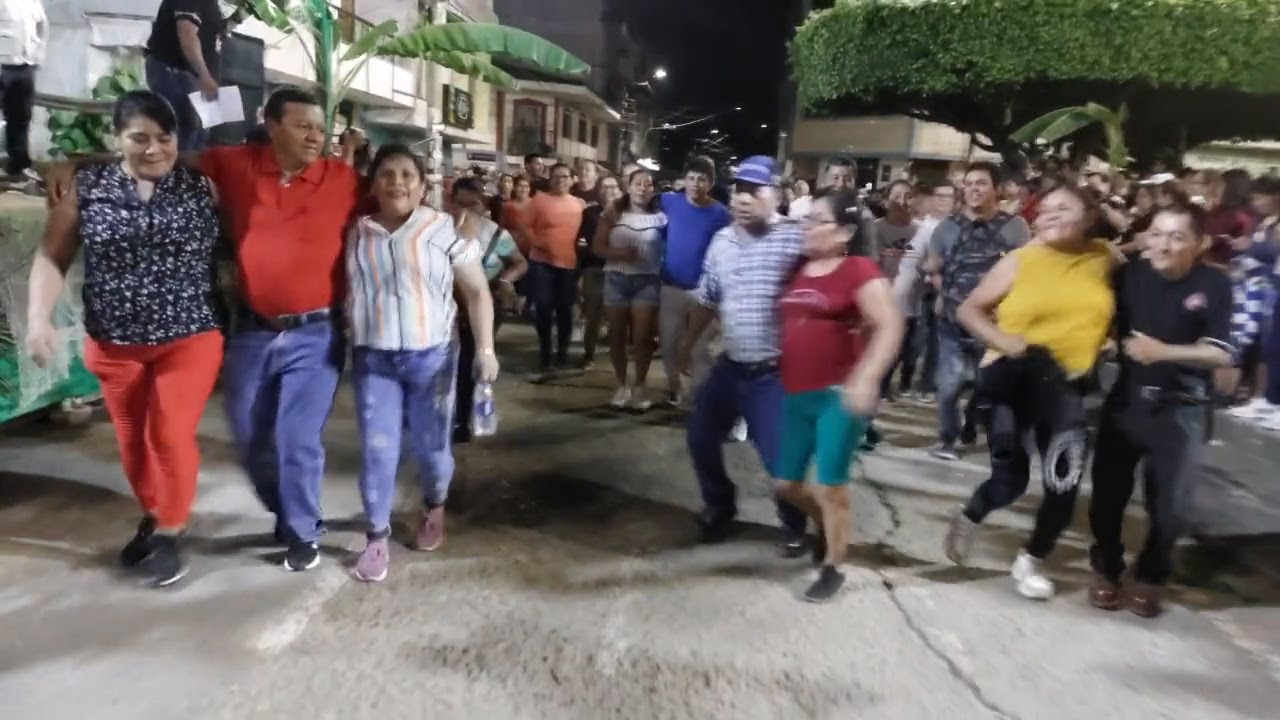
top-left (203, 87), bottom-right (357, 571)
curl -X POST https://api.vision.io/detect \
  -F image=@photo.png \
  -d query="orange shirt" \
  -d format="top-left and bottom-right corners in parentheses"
top-left (201, 145), bottom-right (358, 317)
top-left (528, 192), bottom-right (586, 270)
top-left (502, 198), bottom-right (536, 256)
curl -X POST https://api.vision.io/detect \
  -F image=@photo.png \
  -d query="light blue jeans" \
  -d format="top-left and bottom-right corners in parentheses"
top-left (352, 344), bottom-right (458, 538)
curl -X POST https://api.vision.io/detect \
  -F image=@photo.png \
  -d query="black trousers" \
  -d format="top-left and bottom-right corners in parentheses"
top-left (1089, 395), bottom-right (1206, 585)
top-left (963, 353), bottom-right (1088, 560)
top-left (530, 261), bottom-right (577, 368)
top-left (1, 64), bottom-right (35, 175)
top-left (881, 316), bottom-right (918, 396)
top-left (455, 306), bottom-right (502, 432)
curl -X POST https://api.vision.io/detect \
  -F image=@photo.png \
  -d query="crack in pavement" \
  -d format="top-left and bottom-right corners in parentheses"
top-left (862, 473), bottom-right (1018, 720)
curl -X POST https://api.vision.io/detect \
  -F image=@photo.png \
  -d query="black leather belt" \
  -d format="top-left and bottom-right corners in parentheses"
top-left (243, 307), bottom-right (333, 332)
top-left (728, 358), bottom-right (779, 377)
top-left (1134, 385), bottom-right (1209, 406)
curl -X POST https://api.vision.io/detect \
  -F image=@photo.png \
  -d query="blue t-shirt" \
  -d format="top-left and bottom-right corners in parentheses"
top-left (659, 192), bottom-right (732, 289)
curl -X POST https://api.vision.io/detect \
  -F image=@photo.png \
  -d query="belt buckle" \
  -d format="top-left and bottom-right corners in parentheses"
top-left (1138, 386), bottom-right (1160, 401)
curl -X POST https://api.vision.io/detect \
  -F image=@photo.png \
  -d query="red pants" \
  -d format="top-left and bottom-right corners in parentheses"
top-left (84, 331), bottom-right (223, 529)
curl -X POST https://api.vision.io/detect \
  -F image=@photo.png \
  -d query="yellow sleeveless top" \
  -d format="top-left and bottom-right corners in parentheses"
top-left (989, 239), bottom-right (1115, 377)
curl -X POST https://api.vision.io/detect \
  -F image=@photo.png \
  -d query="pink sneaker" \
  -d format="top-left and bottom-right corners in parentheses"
top-left (353, 537), bottom-right (389, 582)
top-left (414, 506), bottom-right (446, 551)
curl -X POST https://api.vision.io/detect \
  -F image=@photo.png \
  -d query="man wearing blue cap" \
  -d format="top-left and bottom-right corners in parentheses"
top-left (674, 155), bottom-right (809, 551)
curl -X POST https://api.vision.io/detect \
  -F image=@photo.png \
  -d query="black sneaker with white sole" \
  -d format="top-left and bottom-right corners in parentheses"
top-left (804, 565), bottom-right (845, 603)
top-left (141, 534), bottom-right (189, 588)
top-left (120, 515), bottom-right (157, 568)
top-left (284, 541), bottom-right (320, 571)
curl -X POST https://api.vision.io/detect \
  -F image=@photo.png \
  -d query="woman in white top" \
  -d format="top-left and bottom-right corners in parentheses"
top-left (344, 144), bottom-right (498, 583)
top-left (592, 169), bottom-right (667, 410)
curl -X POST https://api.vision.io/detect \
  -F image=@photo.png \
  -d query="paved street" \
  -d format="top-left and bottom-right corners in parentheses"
top-left (2, 325), bottom-right (1279, 719)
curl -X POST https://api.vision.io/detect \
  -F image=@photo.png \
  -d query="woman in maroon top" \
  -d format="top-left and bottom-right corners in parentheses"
top-left (773, 190), bottom-right (904, 602)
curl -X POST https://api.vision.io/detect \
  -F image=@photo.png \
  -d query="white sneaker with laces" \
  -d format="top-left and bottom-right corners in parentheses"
top-left (1228, 398), bottom-right (1274, 419)
top-left (1011, 550), bottom-right (1055, 600)
top-left (610, 386), bottom-right (632, 409)
top-left (629, 386), bottom-right (653, 412)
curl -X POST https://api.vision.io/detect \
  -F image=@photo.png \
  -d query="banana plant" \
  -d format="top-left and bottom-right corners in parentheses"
top-left (246, 0), bottom-right (588, 146)
top-left (1011, 102), bottom-right (1131, 173)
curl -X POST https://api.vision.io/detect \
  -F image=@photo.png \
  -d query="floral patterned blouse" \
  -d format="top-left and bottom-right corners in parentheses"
top-left (76, 162), bottom-right (221, 344)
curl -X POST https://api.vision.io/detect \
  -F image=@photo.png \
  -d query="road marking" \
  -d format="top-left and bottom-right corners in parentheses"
top-left (0, 536), bottom-right (99, 556)
top-left (251, 537), bottom-right (362, 655)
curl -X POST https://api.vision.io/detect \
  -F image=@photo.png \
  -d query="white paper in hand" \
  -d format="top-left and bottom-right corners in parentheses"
top-left (187, 86), bottom-right (245, 128)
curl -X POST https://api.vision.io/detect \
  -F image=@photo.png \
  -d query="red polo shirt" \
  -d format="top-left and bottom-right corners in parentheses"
top-left (201, 145), bottom-right (358, 317)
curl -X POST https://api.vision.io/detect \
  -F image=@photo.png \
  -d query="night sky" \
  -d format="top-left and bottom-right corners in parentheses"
top-left (621, 0), bottom-right (796, 170)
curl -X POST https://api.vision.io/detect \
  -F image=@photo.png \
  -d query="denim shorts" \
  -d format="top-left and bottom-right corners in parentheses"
top-left (604, 271), bottom-right (660, 307)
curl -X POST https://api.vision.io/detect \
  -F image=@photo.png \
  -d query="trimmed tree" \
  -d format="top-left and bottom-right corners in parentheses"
top-left (790, 0), bottom-right (1280, 168)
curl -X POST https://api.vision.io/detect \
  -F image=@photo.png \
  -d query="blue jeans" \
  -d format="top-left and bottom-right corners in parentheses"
top-left (222, 319), bottom-right (343, 543)
top-left (936, 323), bottom-right (983, 445)
top-left (686, 357), bottom-right (807, 533)
top-left (145, 55), bottom-right (207, 152)
top-left (352, 344), bottom-right (458, 537)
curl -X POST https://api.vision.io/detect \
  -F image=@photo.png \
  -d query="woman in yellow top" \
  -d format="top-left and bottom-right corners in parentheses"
top-left (943, 185), bottom-right (1119, 601)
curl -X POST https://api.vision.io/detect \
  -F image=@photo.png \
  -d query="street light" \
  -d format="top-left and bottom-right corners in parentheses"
top-left (710, 129), bottom-right (719, 135)
top-left (735, 107), bottom-right (742, 111)
top-left (653, 67), bottom-right (668, 80)
top-left (760, 123), bottom-right (768, 129)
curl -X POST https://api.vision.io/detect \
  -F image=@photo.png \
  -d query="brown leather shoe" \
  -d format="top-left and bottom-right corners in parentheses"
top-left (1088, 574), bottom-right (1122, 611)
top-left (1125, 582), bottom-right (1163, 618)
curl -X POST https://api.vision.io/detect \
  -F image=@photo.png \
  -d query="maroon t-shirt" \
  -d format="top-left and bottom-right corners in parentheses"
top-left (779, 256), bottom-right (883, 393)
top-left (1203, 206), bottom-right (1256, 266)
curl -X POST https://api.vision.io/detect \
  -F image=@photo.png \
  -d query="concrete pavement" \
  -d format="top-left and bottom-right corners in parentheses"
top-left (1, 324), bottom-right (1278, 719)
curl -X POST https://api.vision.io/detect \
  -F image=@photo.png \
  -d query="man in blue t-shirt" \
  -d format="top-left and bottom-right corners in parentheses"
top-left (659, 156), bottom-right (733, 405)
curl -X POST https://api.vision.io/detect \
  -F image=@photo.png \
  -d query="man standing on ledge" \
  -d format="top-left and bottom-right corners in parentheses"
top-left (676, 156), bottom-right (809, 554)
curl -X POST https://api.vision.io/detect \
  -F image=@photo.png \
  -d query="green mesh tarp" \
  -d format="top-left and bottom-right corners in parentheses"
top-left (0, 195), bottom-right (99, 423)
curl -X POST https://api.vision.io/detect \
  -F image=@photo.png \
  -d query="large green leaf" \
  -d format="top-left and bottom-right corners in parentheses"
top-left (422, 51), bottom-right (518, 88)
top-left (1010, 107), bottom-right (1084, 144)
top-left (340, 19), bottom-right (399, 61)
top-left (1035, 111), bottom-right (1101, 144)
top-left (375, 23), bottom-right (588, 77)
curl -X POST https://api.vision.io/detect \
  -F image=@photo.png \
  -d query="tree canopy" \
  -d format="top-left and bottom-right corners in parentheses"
top-left (791, 0), bottom-right (1280, 167)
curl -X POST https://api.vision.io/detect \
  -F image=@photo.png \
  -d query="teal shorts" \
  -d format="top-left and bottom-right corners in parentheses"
top-left (774, 387), bottom-right (868, 486)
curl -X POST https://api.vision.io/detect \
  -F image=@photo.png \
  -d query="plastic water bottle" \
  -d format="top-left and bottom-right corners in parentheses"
top-left (471, 382), bottom-right (498, 437)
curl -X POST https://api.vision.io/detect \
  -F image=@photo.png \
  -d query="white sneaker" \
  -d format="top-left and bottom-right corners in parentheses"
top-left (1227, 398), bottom-right (1274, 419)
top-left (629, 386), bottom-right (653, 412)
top-left (728, 418), bottom-right (748, 443)
top-left (1011, 550), bottom-right (1055, 600)
top-left (609, 386), bottom-right (632, 409)
top-left (1257, 410), bottom-right (1280, 431)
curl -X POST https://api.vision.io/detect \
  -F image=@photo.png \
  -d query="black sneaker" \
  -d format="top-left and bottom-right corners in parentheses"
top-left (453, 425), bottom-right (473, 445)
top-left (120, 516), bottom-right (157, 568)
top-left (804, 565), bottom-right (845, 603)
top-left (811, 533), bottom-right (828, 567)
top-left (283, 541), bottom-right (320, 571)
top-left (778, 531), bottom-right (808, 559)
top-left (141, 534), bottom-right (189, 588)
top-left (695, 511), bottom-right (734, 544)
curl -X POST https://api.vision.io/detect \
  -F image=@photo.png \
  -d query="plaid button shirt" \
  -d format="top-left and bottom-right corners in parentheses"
top-left (694, 218), bottom-right (806, 363)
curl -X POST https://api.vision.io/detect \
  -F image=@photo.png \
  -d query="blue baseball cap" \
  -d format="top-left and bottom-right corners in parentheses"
top-left (733, 155), bottom-right (777, 186)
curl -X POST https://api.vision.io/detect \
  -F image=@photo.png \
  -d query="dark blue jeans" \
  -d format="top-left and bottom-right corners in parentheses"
top-left (222, 319), bottom-right (344, 543)
top-left (530, 261), bottom-right (577, 368)
top-left (352, 345), bottom-right (458, 537)
top-left (686, 357), bottom-right (806, 534)
top-left (145, 55), bottom-right (207, 152)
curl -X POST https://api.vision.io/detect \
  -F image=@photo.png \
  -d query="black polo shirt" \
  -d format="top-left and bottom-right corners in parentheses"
top-left (145, 0), bottom-right (224, 76)
top-left (1112, 258), bottom-right (1234, 393)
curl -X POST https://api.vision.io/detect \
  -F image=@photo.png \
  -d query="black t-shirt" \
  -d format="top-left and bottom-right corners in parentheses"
top-left (146, 0), bottom-right (224, 76)
top-left (577, 205), bottom-right (606, 269)
top-left (1112, 259), bottom-right (1233, 393)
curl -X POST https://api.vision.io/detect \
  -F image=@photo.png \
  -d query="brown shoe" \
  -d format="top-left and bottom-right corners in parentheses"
top-left (1124, 582), bottom-right (1163, 618)
top-left (414, 506), bottom-right (446, 552)
top-left (1088, 574), bottom-right (1122, 611)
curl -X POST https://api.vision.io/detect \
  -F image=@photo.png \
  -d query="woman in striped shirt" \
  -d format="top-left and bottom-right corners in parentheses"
top-left (344, 144), bottom-right (499, 582)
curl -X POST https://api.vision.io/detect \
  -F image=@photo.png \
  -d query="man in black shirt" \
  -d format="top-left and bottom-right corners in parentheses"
top-left (1088, 202), bottom-right (1235, 619)
top-left (144, 0), bottom-right (224, 151)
